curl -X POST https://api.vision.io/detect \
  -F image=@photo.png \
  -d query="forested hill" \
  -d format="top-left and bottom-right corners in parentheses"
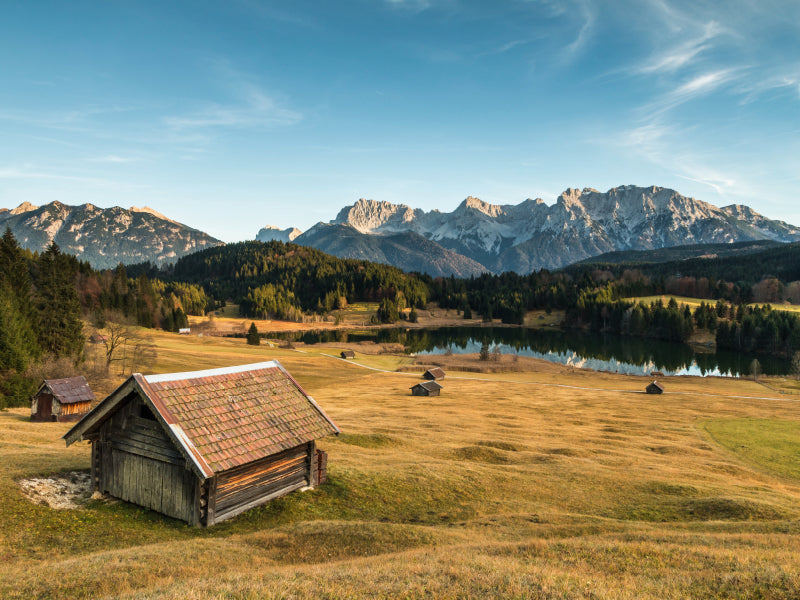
top-left (140, 240), bottom-right (430, 319)
top-left (571, 240), bottom-right (782, 267)
top-left (562, 242), bottom-right (800, 285)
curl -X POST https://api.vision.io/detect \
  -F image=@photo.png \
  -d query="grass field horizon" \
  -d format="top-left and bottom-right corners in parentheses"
top-left (3, 329), bottom-right (800, 598)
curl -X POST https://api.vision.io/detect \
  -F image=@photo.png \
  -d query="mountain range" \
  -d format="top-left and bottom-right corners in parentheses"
top-left (259, 186), bottom-right (800, 275)
top-left (4, 185), bottom-right (799, 276)
top-left (0, 201), bottom-right (222, 269)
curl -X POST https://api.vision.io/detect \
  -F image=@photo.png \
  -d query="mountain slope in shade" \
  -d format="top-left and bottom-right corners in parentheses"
top-left (0, 201), bottom-right (223, 269)
top-left (323, 186), bottom-right (800, 274)
top-left (296, 223), bottom-right (487, 278)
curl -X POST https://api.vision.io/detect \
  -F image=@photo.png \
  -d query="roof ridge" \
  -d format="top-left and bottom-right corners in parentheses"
top-left (143, 361), bottom-right (279, 384)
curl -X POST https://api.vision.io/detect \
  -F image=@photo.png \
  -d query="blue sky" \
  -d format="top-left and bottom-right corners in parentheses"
top-left (1, 0), bottom-right (798, 242)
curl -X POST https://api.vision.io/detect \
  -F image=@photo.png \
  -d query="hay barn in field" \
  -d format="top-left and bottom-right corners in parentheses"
top-left (63, 361), bottom-right (339, 526)
top-left (411, 381), bottom-right (442, 397)
top-left (646, 381), bottom-right (665, 394)
top-left (423, 367), bottom-right (446, 380)
top-left (31, 376), bottom-right (95, 423)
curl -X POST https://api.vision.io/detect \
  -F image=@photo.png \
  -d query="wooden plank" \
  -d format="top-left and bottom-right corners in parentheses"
top-left (110, 439), bottom-right (185, 465)
top-left (213, 480), bottom-right (307, 524)
top-left (115, 425), bottom-right (178, 450)
top-left (215, 459), bottom-right (307, 501)
top-left (215, 466), bottom-right (308, 513)
top-left (215, 456), bottom-right (308, 495)
top-left (207, 476), bottom-right (217, 526)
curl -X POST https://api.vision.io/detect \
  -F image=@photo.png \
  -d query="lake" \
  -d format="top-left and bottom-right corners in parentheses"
top-left (265, 325), bottom-right (790, 377)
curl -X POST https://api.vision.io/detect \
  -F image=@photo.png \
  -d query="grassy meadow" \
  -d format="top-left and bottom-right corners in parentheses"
top-left (3, 328), bottom-right (800, 598)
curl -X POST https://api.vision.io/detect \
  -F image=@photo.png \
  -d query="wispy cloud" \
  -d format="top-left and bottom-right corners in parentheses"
top-left (164, 64), bottom-right (302, 130)
top-left (645, 68), bottom-right (740, 115)
top-left (563, 0), bottom-right (595, 59)
top-left (637, 21), bottom-right (722, 74)
top-left (89, 155), bottom-right (138, 164)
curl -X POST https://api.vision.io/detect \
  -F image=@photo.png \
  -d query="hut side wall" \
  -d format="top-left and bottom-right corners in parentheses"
top-left (94, 394), bottom-right (199, 524)
top-left (210, 442), bottom-right (312, 525)
top-left (54, 400), bottom-right (91, 423)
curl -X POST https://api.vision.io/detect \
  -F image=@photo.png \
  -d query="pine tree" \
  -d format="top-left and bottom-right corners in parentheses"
top-left (246, 322), bottom-right (260, 345)
top-left (33, 243), bottom-right (84, 359)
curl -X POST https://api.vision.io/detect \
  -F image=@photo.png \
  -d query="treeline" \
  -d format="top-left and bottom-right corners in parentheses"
top-left (563, 242), bottom-right (800, 304)
top-left (716, 304), bottom-right (800, 355)
top-left (432, 271), bottom-right (580, 324)
top-left (134, 241), bottom-right (430, 321)
top-left (0, 231), bottom-right (85, 405)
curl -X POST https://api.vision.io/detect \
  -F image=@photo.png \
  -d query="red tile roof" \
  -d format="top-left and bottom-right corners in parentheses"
top-left (139, 362), bottom-right (339, 473)
top-left (43, 377), bottom-right (95, 404)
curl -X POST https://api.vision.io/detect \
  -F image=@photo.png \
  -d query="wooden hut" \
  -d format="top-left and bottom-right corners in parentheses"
top-left (411, 381), bottom-right (442, 397)
top-left (340, 350), bottom-right (355, 359)
top-left (63, 361), bottom-right (339, 526)
top-left (31, 376), bottom-right (95, 423)
top-left (423, 367), bottom-right (446, 380)
top-left (646, 381), bottom-right (664, 394)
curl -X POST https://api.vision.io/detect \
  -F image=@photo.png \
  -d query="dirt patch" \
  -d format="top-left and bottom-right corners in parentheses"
top-left (18, 471), bottom-right (94, 509)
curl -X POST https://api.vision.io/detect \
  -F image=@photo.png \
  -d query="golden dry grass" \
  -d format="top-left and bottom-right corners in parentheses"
top-left (2, 331), bottom-right (800, 598)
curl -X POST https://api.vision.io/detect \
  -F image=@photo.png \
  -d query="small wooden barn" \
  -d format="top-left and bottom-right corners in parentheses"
top-left (423, 367), bottom-right (446, 380)
top-left (31, 376), bottom-right (95, 422)
top-left (646, 381), bottom-right (665, 394)
top-left (340, 350), bottom-right (355, 359)
top-left (63, 361), bottom-right (339, 526)
top-left (411, 381), bottom-right (442, 397)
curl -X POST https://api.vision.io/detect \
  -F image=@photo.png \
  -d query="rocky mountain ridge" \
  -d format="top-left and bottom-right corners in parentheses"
top-left (274, 185), bottom-right (800, 275)
top-left (0, 201), bottom-right (223, 269)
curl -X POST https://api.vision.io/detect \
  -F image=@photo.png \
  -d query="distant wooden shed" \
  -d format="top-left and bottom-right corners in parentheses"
top-left (31, 376), bottom-right (95, 423)
top-left (411, 381), bottom-right (442, 397)
top-left (340, 350), bottom-right (355, 359)
top-left (423, 367), bottom-right (446, 380)
top-left (63, 361), bottom-right (339, 526)
top-left (646, 381), bottom-right (664, 394)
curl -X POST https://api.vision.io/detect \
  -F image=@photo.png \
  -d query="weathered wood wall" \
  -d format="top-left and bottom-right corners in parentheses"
top-left (55, 400), bottom-right (91, 422)
top-left (94, 394), bottom-right (199, 525)
top-left (210, 442), bottom-right (312, 525)
top-left (31, 392), bottom-right (89, 422)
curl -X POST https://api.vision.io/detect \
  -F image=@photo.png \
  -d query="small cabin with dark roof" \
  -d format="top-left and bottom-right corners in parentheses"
top-left (423, 367), bottom-right (446, 380)
top-left (31, 376), bottom-right (95, 422)
top-left (340, 350), bottom-right (355, 359)
top-left (646, 381), bottom-right (664, 394)
top-left (63, 361), bottom-right (339, 526)
top-left (411, 381), bottom-right (442, 397)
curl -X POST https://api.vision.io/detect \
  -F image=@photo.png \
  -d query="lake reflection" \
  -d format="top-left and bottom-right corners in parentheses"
top-left (266, 326), bottom-right (790, 377)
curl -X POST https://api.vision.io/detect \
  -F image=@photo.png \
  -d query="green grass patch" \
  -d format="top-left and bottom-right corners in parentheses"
top-left (703, 418), bottom-right (800, 481)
